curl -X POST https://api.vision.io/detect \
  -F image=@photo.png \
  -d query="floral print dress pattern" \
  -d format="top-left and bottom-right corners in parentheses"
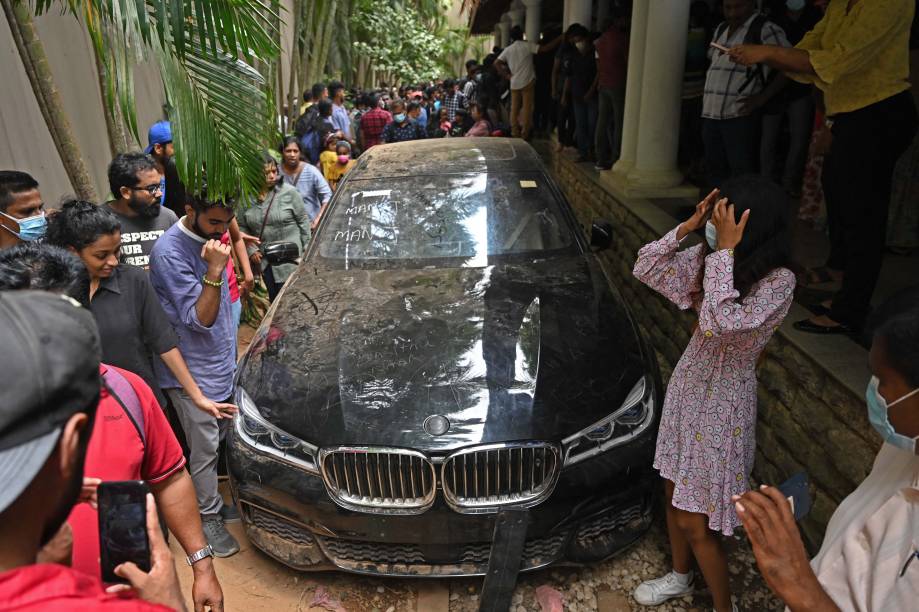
top-left (633, 227), bottom-right (795, 535)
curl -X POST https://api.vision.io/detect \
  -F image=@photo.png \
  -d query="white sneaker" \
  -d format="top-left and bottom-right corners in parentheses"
top-left (633, 571), bottom-right (694, 606)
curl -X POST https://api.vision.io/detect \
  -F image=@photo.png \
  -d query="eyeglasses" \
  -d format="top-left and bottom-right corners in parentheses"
top-left (131, 183), bottom-right (164, 195)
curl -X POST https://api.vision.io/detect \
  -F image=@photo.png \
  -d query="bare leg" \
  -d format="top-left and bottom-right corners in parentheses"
top-left (664, 479), bottom-right (693, 574)
top-left (673, 508), bottom-right (732, 612)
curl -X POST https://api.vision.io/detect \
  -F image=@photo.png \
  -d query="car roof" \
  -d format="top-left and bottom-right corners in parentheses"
top-left (350, 137), bottom-right (545, 179)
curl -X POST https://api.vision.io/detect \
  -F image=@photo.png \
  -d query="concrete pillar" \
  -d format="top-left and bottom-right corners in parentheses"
top-left (509, 0), bottom-right (525, 29)
top-left (523, 0), bottom-right (542, 42)
top-left (568, 0), bottom-right (592, 29)
top-left (626, 0), bottom-right (690, 189)
top-left (563, 0), bottom-right (570, 29)
top-left (494, 24), bottom-right (502, 50)
top-left (611, 0), bottom-right (649, 180)
top-left (499, 13), bottom-right (512, 47)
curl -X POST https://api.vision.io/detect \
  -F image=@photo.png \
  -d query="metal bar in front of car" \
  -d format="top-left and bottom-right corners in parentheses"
top-left (479, 509), bottom-right (530, 612)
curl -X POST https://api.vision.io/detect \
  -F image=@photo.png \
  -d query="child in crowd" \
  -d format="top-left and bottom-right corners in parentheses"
top-left (631, 176), bottom-right (796, 612)
top-left (318, 133), bottom-right (339, 177)
top-left (324, 141), bottom-right (356, 191)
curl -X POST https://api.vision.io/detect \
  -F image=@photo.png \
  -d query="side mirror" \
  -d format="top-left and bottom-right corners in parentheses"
top-left (263, 241), bottom-right (300, 266)
top-left (590, 220), bottom-right (613, 251)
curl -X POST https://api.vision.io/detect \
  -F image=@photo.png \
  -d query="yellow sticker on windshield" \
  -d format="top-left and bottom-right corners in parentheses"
top-left (520, 180), bottom-right (537, 188)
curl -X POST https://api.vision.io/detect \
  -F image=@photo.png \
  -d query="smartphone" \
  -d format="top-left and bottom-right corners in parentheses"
top-left (98, 481), bottom-right (151, 583)
top-left (710, 41), bottom-right (730, 53)
top-left (776, 472), bottom-right (811, 522)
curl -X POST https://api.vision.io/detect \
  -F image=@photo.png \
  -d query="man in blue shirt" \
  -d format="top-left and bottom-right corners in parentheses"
top-left (149, 191), bottom-right (240, 556)
top-left (328, 81), bottom-right (354, 148)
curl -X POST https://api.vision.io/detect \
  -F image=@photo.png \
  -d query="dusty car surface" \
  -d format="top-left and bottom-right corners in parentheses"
top-left (228, 138), bottom-right (662, 576)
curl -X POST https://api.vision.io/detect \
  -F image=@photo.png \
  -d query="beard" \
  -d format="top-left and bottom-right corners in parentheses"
top-left (128, 193), bottom-right (161, 218)
top-left (190, 213), bottom-right (224, 241)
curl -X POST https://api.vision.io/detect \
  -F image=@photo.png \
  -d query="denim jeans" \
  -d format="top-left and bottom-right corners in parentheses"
top-left (760, 95), bottom-right (814, 191)
top-left (702, 115), bottom-right (759, 188)
top-left (595, 86), bottom-right (625, 166)
top-left (573, 96), bottom-right (598, 158)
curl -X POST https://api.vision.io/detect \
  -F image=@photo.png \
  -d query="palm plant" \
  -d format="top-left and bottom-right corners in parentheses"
top-left (26, 0), bottom-right (280, 202)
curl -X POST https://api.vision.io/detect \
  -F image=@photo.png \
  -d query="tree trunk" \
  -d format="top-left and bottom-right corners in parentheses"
top-left (92, 41), bottom-right (130, 156)
top-left (285, 0), bottom-right (301, 129)
top-left (2, 0), bottom-right (97, 200)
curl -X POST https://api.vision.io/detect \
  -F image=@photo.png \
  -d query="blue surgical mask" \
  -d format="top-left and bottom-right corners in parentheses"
top-left (1, 210), bottom-right (47, 242)
top-left (394, 113), bottom-right (407, 123)
top-left (866, 376), bottom-right (919, 453)
top-left (705, 221), bottom-right (718, 250)
top-left (786, 0), bottom-right (806, 11)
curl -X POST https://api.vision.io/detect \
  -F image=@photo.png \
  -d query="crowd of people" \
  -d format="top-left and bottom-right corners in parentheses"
top-left (0, 0), bottom-right (917, 610)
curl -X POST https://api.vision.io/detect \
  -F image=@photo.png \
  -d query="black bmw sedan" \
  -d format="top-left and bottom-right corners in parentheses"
top-left (228, 138), bottom-right (662, 576)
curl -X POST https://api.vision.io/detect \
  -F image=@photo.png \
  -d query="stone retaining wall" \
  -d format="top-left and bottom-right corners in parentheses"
top-left (548, 151), bottom-right (879, 551)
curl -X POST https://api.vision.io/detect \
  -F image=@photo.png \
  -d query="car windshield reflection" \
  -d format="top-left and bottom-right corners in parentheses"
top-left (317, 173), bottom-right (577, 269)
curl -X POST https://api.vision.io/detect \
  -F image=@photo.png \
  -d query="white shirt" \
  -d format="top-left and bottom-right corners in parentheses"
top-left (498, 40), bottom-right (540, 90)
top-left (809, 443), bottom-right (919, 611)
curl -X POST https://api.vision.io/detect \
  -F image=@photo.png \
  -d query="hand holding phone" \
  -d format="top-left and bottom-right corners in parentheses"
top-left (103, 490), bottom-right (186, 611)
top-left (98, 481), bottom-right (151, 583)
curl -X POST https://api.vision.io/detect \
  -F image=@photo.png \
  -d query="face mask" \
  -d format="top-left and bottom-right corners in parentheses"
top-left (434, 100), bottom-right (442, 112)
top-left (337, 154), bottom-right (350, 164)
top-left (786, 0), bottom-right (806, 10)
top-left (866, 376), bottom-right (919, 453)
top-left (394, 113), bottom-right (407, 123)
top-left (705, 221), bottom-right (718, 250)
top-left (1, 210), bottom-right (47, 242)
top-left (576, 41), bottom-right (589, 53)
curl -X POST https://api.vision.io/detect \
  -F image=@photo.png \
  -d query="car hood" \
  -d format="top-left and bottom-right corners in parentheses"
top-left (238, 257), bottom-right (647, 453)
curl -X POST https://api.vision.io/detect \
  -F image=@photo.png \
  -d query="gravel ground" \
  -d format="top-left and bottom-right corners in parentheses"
top-left (447, 520), bottom-right (783, 612)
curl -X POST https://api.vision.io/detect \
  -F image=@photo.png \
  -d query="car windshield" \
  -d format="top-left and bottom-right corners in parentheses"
top-left (316, 173), bottom-right (577, 268)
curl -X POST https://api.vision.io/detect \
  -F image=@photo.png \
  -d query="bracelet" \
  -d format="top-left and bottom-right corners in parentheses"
top-left (202, 274), bottom-right (224, 288)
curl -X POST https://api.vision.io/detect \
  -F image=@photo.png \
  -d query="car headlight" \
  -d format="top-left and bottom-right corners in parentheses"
top-left (235, 386), bottom-right (319, 473)
top-left (562, 376), bottom-right (656, 467)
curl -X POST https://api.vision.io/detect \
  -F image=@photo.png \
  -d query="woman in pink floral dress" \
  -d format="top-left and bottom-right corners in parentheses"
top-left (631, 177), bottom-right (795, 612)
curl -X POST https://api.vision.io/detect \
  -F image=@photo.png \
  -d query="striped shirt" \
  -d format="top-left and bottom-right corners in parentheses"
top-left (702, 13), bottom-right (790, 120)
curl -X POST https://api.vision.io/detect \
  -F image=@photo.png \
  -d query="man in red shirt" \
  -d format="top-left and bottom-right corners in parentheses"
top-left (593, 12), bottom-right (630, 170)
top-left (0, 243), bottom-right (225, 610)
top-left (0, 291), bottom-right (184, 610)
top-left (359, 93), bottom-right (394, 151)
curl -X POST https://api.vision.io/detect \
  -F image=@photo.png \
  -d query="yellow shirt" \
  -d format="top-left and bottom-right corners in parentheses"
top-left (324, 159), bottom-right (356, 190)
top-left (792, 0), bottom-right (913, 116)
top-left (319, 150), bottom-right (337, 178)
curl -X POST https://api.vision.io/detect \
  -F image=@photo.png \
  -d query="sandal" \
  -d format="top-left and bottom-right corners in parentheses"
top-left (793, 318), bottom-right (853, 335)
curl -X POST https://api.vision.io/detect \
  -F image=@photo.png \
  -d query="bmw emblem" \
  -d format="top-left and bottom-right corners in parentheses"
top-left (423, 415), bottom-right (450, 436)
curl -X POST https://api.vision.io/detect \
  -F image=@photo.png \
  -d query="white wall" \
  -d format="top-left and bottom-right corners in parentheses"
top-left (0, 10), bottom-right (166, 204)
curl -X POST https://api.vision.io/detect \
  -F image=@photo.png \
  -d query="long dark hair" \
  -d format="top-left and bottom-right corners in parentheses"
top-left (708, 175), bottom-right (791, 298)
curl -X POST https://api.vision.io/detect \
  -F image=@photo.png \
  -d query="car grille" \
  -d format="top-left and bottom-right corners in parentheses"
top-left (244, 503), bottom-right (313, 545)
top-left (316, 530), bottom-right (570, 576)
top-left (441, 442), bottom-right (562, 513)
top-left (319, 447), bottom-right (436, 514)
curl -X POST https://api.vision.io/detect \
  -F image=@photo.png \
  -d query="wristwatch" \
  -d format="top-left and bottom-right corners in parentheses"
top-left (186, 544), bottom-right (214, 566)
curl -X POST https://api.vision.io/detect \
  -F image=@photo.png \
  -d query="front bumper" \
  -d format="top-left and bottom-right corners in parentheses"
top-left (228, 424), bottom-right (657, 577)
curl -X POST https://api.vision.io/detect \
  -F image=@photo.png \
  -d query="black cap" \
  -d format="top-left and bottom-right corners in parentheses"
top-left (0, 291), bottom-right (100, 512)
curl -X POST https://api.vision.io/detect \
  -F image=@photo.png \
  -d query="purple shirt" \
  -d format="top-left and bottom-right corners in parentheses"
top-left (149, 218), bottom-right (235, 400)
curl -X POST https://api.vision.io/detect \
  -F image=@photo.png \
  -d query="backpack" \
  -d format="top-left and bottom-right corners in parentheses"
top-left (294, 105), bottom-right (319, 139)
top-left (102, 366), bottom-right (145, 447)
